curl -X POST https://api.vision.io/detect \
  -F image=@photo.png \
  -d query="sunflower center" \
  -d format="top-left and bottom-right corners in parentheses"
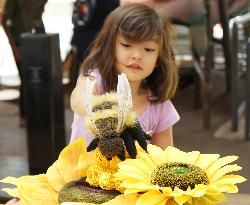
top-left (168, 166), bottom-right (190, 175)
top-left (150, 162), bottom-right (208, 191)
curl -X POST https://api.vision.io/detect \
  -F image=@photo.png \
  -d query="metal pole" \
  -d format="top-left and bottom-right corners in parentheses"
top-left (245, 38), bottom-right (250, 141)
top-left (203, 0), bottom-right (213, 129)
top-left (231, 22), bottom-right (239, 131)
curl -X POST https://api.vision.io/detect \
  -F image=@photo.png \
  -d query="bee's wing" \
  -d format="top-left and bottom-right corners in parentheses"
top-left (116, 73), bottom-right (133, 133)
top-left (84, 78), bottom-right (99, 136)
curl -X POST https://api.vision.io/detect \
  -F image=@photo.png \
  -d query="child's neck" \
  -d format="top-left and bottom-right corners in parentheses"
top-left (129, 81), bottom-right (149, 115)
top-left (129, 81), bottom-right (143, 97)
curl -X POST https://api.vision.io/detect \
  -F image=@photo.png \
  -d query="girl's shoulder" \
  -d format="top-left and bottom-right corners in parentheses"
top-left (148, 100), bottom-right (177, 115)
top-left (138, 99), bottom-right (180, 133)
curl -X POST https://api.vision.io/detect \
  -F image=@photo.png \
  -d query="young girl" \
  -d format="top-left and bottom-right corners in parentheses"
top-left (70, 3), bottom-right (180, 149)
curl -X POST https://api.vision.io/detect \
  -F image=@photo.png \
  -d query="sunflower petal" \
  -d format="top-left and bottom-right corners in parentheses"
top-left (206, 183), bottom-right (234, 195)
top-left (206, 185), bottom-right (221, 195)
top-left (183, 151), bottom-right (200, 165)
top-left (118, 164), bottom-right (150, 179)
top-left (1, 175), bottom-right (55, 201)
top-left (161, 187), bottom-right (173, 194)
top-left (224, 184), bottom-right (239, 193)
top-left (116, 159), bottom-right (152, 183)
top-left (136, 191), bottom-right (168, 205)
top-left (0, 176), bottom-right (19, 186)
top-left (202, 193), bottom-right (225, 204)
top-left (210, 165), bottom-right (242, 182)
top-left (174, 195), bottom-right (190, 205)
top-left (118, 158), bottom-right (154, 178)
top-left (78, 152), bottom-right (95, 177)
top-left (46, 160), bottom-right (66, 191)
top-left (57, 138), bottom-right (88, 183)
top-left (195, 154), bottom-right (220, 170)
top-left (216, 175), bottom-right (247, 185)
top-left (1, 188), bottom-right (19, 198)
top-left (164, 146), bottom-right (186, 163)
top-left (147, 145), bottom-right (166, 165)
top-left (118, 171), bottom-right (148, 182)
top-left (192, 185), bottom-right (207, 197)
top-left (121, 181), bottom-right (151, 189)
top-left (124, 187), bottom-right (147, 195)
top-left (137, 151), bottom-right (157, 168)
top-left (206, 156), bottom-right (238, 177)
top-left (119, 178), bottom-right (139, 186)
top-left (134, 159), bottom-right (154, 172)
top-left (17, 174), bottom-right (57, 205)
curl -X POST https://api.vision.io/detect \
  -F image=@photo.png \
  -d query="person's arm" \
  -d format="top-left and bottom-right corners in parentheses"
top-left (1, 13), bottom-right (21, 61)
top-left (4, 198), bottom-right (20, 205)
top-left (151, 126), bottom-right (173, 149)
top-left (70, 74), bottom-right (98, 116)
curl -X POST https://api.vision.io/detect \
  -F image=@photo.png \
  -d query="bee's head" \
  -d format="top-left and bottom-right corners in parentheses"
top-left (99, 137), bottom-right (125, 160)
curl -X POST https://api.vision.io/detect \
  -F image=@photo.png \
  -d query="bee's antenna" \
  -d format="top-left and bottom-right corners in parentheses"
top-left (84, 78), bottom-right (100, 136)
top-left (116, 73), bottom-right (132, 133)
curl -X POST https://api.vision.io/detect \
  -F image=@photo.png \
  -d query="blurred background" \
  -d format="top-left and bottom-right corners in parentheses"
top-left (0, 0), bottom-right (250, 204)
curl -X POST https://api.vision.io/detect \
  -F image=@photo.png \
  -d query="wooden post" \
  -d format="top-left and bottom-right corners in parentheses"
top-left (22, 33), bottom-right (66, 174)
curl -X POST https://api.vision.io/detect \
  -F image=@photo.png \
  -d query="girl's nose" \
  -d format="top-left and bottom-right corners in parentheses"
top-left (131, 50), bottom-right (142, 60)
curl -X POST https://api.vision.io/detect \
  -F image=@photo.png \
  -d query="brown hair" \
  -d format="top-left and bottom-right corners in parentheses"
top-left (81, 3), bottom-right (179, 102)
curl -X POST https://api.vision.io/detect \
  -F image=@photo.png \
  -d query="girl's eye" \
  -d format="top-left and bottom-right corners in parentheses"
top-left (145, 48), bottom-right (155, 52)
top-left (121, 43), bottom-right (131, 48)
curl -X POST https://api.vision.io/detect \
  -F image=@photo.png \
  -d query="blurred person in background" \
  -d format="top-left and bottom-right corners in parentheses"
top-left (67, 0), bottom-right (120, 88)
top-left (0, 0), bottom-right (6, 22)
top-left (1, 0), bottom-right (47, 127)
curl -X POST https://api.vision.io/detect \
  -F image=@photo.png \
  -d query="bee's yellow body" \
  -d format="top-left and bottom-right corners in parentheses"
top-left (84, 93), bottom-right (137, 138)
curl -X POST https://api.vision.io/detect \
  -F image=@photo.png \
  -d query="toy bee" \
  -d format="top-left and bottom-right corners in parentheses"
top-left (83, 73), bottom-right (150, 161)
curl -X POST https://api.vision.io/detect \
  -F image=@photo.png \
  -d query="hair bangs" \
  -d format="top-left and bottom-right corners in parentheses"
top-left (117, 12), bottom-right (162, 42)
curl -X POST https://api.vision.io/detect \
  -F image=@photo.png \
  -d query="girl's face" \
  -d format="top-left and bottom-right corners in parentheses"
top-left (115, 34), bottom-right (160, 84)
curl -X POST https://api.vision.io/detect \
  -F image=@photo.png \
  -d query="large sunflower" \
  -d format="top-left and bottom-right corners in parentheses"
top-left (114, 145), bottom-right (247, 205)
top-left (0, 138), bottom-right (136, 205)
top-left (0, 138), bottom-right (95, 204)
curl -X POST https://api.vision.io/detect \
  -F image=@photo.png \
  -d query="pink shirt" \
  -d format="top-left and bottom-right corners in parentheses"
top-left (70, 70), bottom-right (180, 145)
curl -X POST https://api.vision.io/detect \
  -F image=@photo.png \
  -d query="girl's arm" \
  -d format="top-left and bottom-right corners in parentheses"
top-left (70, 74), bottom-right (98, 116)
top-left (151, 127), bottom-right (173, 149)
top-left (4, 198), bottom-right (20, 205)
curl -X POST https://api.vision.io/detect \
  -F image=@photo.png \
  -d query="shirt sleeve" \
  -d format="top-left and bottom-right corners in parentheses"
top-left (70, 113), bottom-right (95, 145)
top-left (70, 113), bottom-right (84, 142)
top-left (154, 100), bottom-right (180, 133)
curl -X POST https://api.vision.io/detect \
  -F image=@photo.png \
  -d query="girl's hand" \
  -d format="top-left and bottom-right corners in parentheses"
top-left (4, 198), bottom-right (20, 205)
top-left (70, 75), bottom-right (98, 116)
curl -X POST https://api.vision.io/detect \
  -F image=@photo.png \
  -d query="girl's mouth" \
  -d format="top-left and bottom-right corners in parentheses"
top-left (127, 63), bottom-right (142, 70)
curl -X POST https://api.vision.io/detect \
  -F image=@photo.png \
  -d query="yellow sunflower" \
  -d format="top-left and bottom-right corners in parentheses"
top-left (0, 138), bottom-right (94, 205)
top-left (0, 138), bottom-right (138, 205)
top-left (114, 145), bottom-right (247, 205)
